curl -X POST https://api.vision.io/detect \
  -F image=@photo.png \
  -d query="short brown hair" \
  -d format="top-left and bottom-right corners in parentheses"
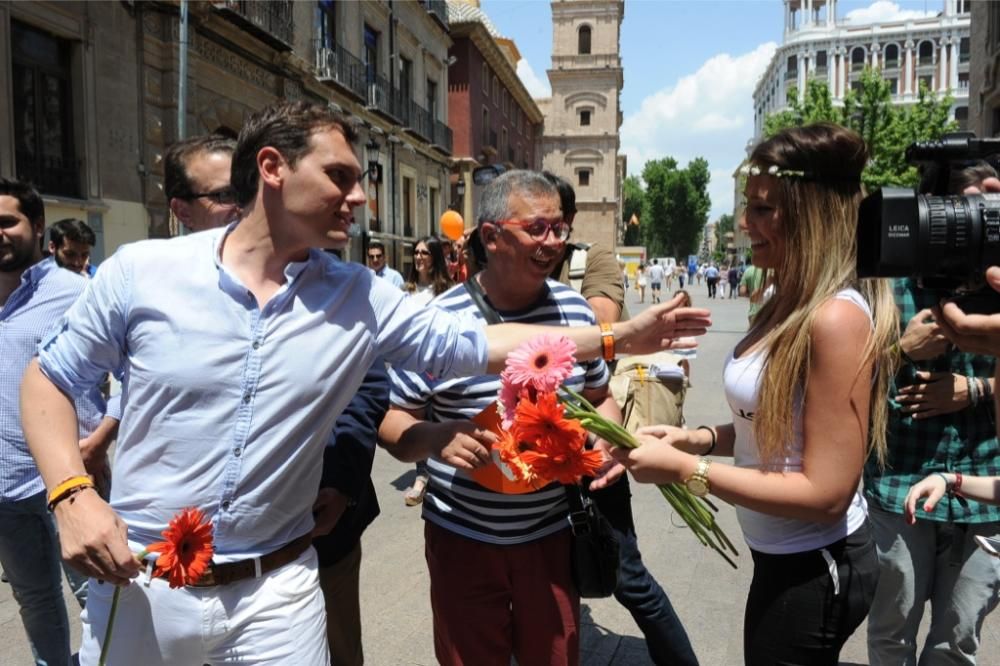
top-left (164, 134), bottom-right (236, 201)
top-left (230, 101), bottom-right (358, 207)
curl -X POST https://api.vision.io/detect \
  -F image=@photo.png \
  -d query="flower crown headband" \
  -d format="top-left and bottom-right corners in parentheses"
top-left (739, 162), bottom-right (861, 184)
top-left (739, 163), bottom-right (807, 179)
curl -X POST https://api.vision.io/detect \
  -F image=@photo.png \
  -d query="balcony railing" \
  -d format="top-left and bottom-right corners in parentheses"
top-left (367, 73), bottom-right (394, 118)
top-left (409, 101), bottom-right (432, 141)
top-left (812, 66), bottom-right (827, 78)
top-left (422, 0), bottom-right (449, 29)
top-left (884, 59), bottom-right (899, 69)
top-left (851, 60), bottom-right (866, 71)
top-left (16, 151), bottom-right (80, 199)
top-left (784, 70), bottom-right (797, 81)
top-left (552, 53), bottom-right (621, 69)
top-left (314, 41), bottom-right (367, 100)
top-left (214, 1), bottom-right (293, 50)
top-left (432, 120), bottom-right (452, 154)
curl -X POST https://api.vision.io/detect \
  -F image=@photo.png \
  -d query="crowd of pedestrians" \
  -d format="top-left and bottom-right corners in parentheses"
top-left (4, 104), bottom-right (1000, 666)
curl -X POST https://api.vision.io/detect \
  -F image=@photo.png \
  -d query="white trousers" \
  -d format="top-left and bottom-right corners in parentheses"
top-left (79, 547), bottom-right (329, 665)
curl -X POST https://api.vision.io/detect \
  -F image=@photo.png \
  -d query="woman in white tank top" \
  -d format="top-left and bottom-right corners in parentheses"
top-left (611, 124), bottom-right (897, 665)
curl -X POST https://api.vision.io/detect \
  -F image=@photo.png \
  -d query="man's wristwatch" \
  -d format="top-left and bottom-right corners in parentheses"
top-left (684, 457), bottom-right (712, 497)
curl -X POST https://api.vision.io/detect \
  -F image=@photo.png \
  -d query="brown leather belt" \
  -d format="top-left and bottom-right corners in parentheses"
top-left (186, 533), bottom-right (313, 587)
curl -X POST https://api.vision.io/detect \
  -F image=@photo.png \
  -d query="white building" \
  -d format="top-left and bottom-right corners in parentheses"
top-left (752, 0), bottom-right (971, 138)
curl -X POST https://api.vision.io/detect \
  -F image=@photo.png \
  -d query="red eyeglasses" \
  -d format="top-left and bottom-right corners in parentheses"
top-left (494, 218), bottom-right (571, 241)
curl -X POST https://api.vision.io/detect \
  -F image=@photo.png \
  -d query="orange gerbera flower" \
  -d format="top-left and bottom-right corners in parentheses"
top-left (519, 447), bottom-right (605, 485)
top-left (147, 507), bottom-right (215, 588)
top-left (512, 392), bottom-right (587, 451)
top-left (493, 430), bottom-right (535, 483)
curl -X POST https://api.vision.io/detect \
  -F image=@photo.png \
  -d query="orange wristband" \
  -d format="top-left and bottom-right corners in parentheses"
top-left (599, 323), bottom-right (615, 362)
top-left (47, 475), bottom-right (94, 512)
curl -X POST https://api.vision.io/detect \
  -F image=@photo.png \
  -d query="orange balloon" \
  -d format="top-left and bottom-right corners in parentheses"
top-left (439, 210), bottom-right (464, 241)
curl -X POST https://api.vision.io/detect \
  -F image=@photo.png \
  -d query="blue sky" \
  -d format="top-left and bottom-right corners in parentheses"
top-left (481, 0), bottom-right (944, 219)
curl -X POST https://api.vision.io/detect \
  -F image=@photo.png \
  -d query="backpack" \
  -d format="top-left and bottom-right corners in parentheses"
top-left (609, 352), bottom-right (689, 431)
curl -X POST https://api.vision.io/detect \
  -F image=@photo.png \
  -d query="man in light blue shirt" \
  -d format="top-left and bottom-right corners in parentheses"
top-left (367, 239), bottom-right (404, 288)
top-left (0, 177), bottom-right (117, 666)
top-left (20, 102), bottom-right (711, 664)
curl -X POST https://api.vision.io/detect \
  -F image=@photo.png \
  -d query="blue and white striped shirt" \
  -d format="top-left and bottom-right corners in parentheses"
top-left (390, 279), bottom-right (609, 545)
top-left (1, 258), bottom-right (106, 502)
top-left (37, 226), bottom-right (487, 561)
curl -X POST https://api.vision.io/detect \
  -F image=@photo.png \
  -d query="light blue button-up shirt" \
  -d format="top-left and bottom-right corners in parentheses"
top-left (1, 258), bottom-right (106, 502)
top-left (38, 226), bottom-right (487, 561)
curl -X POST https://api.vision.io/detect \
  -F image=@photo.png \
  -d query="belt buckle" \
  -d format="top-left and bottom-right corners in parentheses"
top-left (253, 555), bottom-right (263, 579)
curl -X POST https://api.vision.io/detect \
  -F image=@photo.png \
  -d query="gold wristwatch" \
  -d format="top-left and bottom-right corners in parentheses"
top-left (684, 457), bottom-right (712, 497)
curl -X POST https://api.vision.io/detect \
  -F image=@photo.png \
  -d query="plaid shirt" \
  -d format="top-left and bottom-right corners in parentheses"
top-left (863, 278), bottom-right (1000, 524)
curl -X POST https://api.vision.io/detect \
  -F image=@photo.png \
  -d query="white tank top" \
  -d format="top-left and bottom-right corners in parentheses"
top-left (723, 288), bottom-right (870, 554)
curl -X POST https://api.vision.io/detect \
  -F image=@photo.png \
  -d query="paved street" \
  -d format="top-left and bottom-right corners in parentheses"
top-left (1, 284), bottom-right (998, 665)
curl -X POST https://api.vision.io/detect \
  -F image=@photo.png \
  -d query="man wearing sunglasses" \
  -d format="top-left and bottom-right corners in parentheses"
top-left (366, 240), bottom-right (404, 289)
top-left (165, 134), bottom-right (239, 233)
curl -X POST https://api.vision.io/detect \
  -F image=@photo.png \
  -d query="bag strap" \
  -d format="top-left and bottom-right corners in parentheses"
top-left (463, 276), bottom-right (503, 325)
top-left (563, 484), bottom-right (593, 536)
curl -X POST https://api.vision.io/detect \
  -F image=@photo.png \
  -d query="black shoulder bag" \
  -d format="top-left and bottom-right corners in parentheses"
top-left (463, 278), bottom-right (620, 599)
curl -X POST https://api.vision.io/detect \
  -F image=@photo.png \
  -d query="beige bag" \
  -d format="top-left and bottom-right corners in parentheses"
top-left (610, 352), bottom-right (688, 432)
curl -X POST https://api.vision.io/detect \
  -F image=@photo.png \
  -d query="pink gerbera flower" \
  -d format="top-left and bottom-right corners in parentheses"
top-left (503, 334), bottom-right (577, 393)
top-left (498, 368), bottom-right (524, 430)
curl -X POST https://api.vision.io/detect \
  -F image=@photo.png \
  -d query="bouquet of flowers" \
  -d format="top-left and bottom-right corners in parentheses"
top-left (490, 334), bottom-right (738, 568)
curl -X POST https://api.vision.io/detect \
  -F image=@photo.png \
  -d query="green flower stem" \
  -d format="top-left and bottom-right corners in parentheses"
top-left (560, 387), bottom-right (739, 568)
top-left (99, 549), bottom-right (149, 666)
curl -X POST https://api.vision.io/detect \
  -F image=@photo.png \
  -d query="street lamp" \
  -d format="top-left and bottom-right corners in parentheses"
top-left (366, 137), bottom-right (382, 182)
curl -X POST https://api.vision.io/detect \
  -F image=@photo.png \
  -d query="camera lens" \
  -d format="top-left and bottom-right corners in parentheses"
top-left (857, 188), bottom-right (1000, 281)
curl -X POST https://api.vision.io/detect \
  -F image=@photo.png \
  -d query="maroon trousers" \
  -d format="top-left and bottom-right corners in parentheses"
top-left (424, 522), bottom-right (580, 666)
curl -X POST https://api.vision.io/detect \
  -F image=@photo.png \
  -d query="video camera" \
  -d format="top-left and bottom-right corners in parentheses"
top-left (857, 132), bottom-right (1000, 312)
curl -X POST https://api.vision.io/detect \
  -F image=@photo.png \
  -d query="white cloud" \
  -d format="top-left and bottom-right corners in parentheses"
top-left (621, 42), bottom-right (777, 220)
top-left (843, 1), bottom-right (936, 24)
top-left (517, 58), bottom-right (551, 98)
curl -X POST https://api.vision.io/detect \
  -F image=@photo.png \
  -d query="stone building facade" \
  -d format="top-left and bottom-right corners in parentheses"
top-left (0, 0), bottom-right (454, 272)
top-left (968, 0), bottom-right (1000, 137)
top-left (753, 0), bottom-right (971, 139)
top-left (446, 0), bottom-right (542, 227)
top-left (538, 0), bottom-right (624, 251)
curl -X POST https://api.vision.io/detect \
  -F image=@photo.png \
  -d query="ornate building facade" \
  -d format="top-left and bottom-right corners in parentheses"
top-left (537, 0), bottom-right (624, 250)
top-left (0, 0), bottom-right (454, 272)
top-left (446, 0), bottom-right (542, 227)
top-left (968, 0), bottom-right (1000, 137)
top-left (753, 0), bottom-right (971, 139)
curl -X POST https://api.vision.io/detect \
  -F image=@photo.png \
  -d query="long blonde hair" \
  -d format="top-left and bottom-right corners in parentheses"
top-left (747, 123), bottom-right (896, 467)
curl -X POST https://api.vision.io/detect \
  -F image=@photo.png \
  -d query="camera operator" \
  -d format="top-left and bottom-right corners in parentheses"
top-left (865, 165), bottom-right (1000, 666)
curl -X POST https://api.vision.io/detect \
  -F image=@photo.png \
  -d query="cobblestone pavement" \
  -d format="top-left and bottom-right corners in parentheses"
top-left (1, 285), bottom-right (997, 664)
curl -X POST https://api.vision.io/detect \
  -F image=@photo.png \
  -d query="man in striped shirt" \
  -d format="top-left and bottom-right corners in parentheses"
top-left (379, 171), bottom-right (624, 665)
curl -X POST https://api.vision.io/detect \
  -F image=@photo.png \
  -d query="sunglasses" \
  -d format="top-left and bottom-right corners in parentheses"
top-left (496, 218), bottom-right (571, 241)
top-left (368, 254), bottom-right (383, 260)
top-left (413, 249), bottom-right (431, 256)
top-left (188, 188), bottom-right (238, 205)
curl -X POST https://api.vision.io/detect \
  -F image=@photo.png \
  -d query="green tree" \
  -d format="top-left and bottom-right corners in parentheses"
top-left (713, 213), bottom-right (734, 263)
top-left (640, 157), bottom-right (711, 258)
top-left (763, 68), bottom-right (956, 189)
top-left (622, 175), bottom-right (644, 246)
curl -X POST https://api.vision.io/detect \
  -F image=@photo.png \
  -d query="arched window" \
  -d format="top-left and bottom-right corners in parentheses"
top-left (851, 46), bottom-right (866, 71)
top-left (578, 25), bottom-right (591, 55)
top-left (918, 40), bottom-right (934, 66)
top-left (884, 44), bottom-right (899, 68)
